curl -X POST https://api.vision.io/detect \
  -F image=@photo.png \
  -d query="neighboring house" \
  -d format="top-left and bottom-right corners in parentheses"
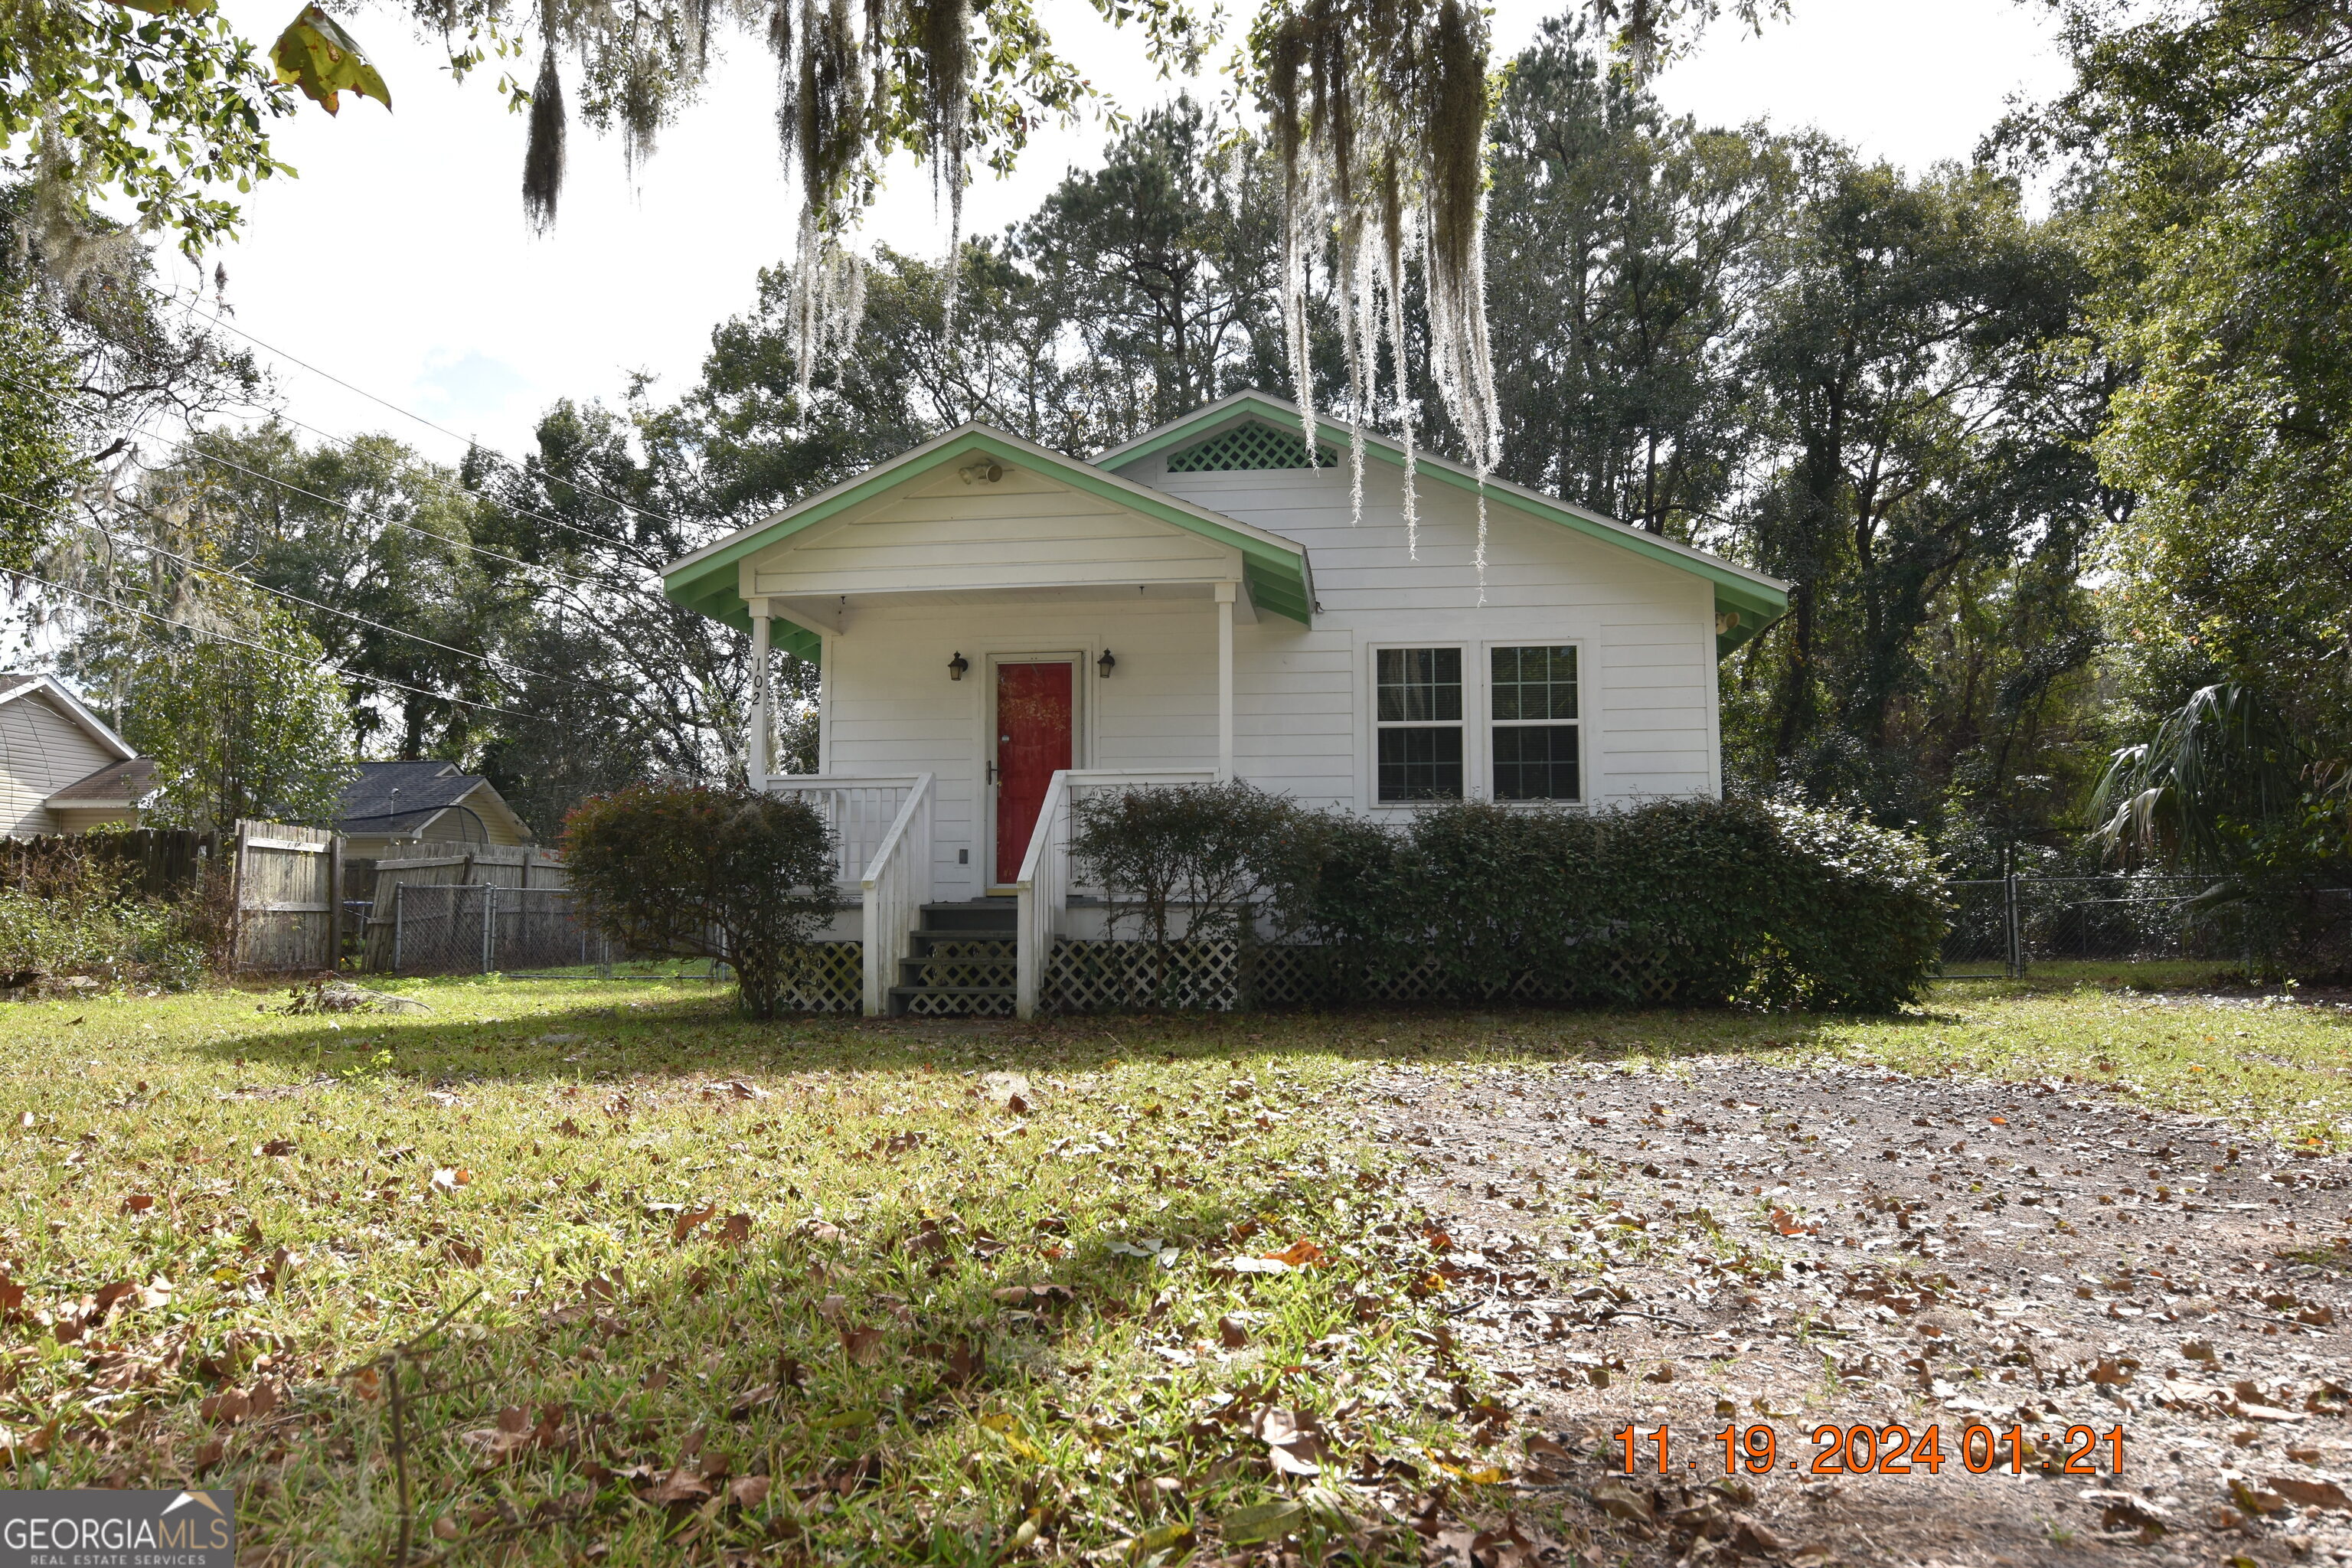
top-left (0, 674), bottom-right (159, 836)
top-left (338, 760), bottom-right (534, 858)
top-left (662, 392), bottom-right (1790, 1016)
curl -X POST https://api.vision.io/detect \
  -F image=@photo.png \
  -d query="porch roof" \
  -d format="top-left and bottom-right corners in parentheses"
top-left (662, 425), bottom-right (1316, 663)
top-left (1097, 393), bottom-right (1792, 657)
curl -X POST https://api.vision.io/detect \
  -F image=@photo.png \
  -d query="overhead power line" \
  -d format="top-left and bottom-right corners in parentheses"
top-left (156, 284), bottom-right (693, 534)
top-left (0, 362), bottom-right (618, 596)
top-left (7, 567), bottom-right (544, 722)
top-left (210, 390), bottom-right (676, 577)
top-left (172, 436), bottom-right (610, 590)
top-left (88, 524), bottom-right (632, 699)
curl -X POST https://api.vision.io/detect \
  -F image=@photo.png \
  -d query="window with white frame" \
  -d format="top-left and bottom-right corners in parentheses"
top-left (1374, 647), bottom-right (1464, 801)
top-left (1490, 645), bottom-right (1581, 801)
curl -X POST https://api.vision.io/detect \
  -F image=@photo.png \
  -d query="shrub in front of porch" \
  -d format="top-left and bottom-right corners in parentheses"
top-left (1069, 779), bottom-right (1319, 1007)
top-left (563, 781), bottom-right (838, 1019)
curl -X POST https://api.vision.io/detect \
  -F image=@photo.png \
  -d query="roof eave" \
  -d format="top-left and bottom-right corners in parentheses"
top-left (0, 675), bottom-right (136, 760)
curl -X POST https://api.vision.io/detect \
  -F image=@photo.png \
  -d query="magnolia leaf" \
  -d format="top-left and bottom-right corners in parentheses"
top-left (272, 6), bottom-right (391, 115)
top-left (106, 0), bottom-right (218, 14)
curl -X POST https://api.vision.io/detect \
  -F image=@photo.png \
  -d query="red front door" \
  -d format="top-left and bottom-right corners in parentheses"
top-left (995, 662), bottom-right (1073, 884)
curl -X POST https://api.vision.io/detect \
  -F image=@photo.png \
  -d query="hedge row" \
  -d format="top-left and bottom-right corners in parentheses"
top-left (1072, 788), bottom-right (1946, 1013)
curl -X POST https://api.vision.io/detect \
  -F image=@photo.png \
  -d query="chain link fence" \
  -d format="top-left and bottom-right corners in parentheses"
top-left (1942, 876), bottom-right (2352, 978)
top-left (389, 884), bottom-right (619, 975)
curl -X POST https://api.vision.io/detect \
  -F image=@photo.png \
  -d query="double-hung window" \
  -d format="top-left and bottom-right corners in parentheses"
top-left (1490, 645), bottom-right (1580, 801)
top-left (1374, 648), bottom-right (1464, 801)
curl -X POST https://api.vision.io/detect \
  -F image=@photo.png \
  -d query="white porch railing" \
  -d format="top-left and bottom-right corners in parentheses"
top-left (858, 773), bottom-right (933, 1016)
top-left (768, 773), bottom-right (934, 1018)
top-left (1014, 768), bottom-right (1217, 1018)
top-left (765, 775), bottom-right (926, 889)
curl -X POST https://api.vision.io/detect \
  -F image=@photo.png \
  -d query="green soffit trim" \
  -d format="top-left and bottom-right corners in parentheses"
top-left (1104, 398), bottom-right (1788, 658)
top-left (661, 430), bottom-right (1317, 663)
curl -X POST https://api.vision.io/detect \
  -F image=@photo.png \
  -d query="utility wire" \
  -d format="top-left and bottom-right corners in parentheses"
top-left (51, 283), bottom-right (680, 578)
top-left (156, 283), bottom-right (694, 533)
top-left (87, 524), bottom-right (631, 698)
top-left (0, 362), bottom-right (616, 595)
top-left (7, 567), bottom-right (544, 722)
top-left (208, 390), bottom-right (677, 577)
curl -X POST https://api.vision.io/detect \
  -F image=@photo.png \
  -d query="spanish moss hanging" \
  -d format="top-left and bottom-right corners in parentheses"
top-left (508, 0), bottom-right (983, 407)
top-left (521, 5), bottom-right (567, 235)
top-left (501, 0), bottom-right (1501, 486)
top-left (1256, 0), bottom-right (1501, 585)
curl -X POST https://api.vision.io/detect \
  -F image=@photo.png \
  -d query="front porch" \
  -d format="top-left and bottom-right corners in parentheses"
top-left (767, 767), bottom-right (1217, 1018)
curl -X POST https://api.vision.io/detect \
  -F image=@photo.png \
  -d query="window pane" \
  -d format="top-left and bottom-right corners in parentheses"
top-left (1377, 727), bottom-right (1465, 802)
top-left (1377, 648), bottom-right (1462, 723)
top-left (1491, 644), bottom-right (1577, 722)
top-left (1493, 724), bottom-right (1580, 801)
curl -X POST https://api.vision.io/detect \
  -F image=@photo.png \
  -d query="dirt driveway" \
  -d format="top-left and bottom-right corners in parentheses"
top-left (1370, 1054), bottom-right (2352, 1567)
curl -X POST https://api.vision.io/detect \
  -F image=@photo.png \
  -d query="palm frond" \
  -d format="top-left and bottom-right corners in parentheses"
top-left (2086, 683), bottom-right (2304, 871)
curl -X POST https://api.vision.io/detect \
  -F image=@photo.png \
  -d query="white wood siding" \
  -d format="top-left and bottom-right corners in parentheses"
top-left (746, 466), bottom-right (1236, 599)
top-left (811, 446), bottom-right (1723, 885)
top-left (1138, 461), bottom-right (1719, 801)
top-left (0, 694), bottom-right (121, 837)
top-left (824, 592), bottom-right (1223, 901)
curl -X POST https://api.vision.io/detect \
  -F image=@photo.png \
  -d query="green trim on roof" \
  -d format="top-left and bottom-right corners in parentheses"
top-left (1103, 395), bottom-right (1788, 658)
top-left (662, 430), bottom-right (1315, 649)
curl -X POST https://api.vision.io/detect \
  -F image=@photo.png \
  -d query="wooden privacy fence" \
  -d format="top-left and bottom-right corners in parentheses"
top-left (230, 820), bottom-right (339, 972)
top-left (1, 828), bottom-right (211, 901)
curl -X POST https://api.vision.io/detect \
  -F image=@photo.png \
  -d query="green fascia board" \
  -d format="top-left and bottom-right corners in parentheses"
top-left (662, 430), bottom-right (1315, 655)
top-left (1102, 394), bottom-right (1788, 659)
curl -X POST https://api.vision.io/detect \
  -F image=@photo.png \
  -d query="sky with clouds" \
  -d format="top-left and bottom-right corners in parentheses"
top-left (153, 0), bottom-right (2075, 469)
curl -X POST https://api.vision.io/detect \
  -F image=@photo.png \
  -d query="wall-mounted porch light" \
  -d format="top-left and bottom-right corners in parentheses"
top-left (1096, 648), bottom-right (1117, 678)
top-left (948, 652), bottom-right (969, 681)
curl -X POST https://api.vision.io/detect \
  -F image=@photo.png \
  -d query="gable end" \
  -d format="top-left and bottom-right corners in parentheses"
top-left (1165, 422), bottom-right (1334, 474)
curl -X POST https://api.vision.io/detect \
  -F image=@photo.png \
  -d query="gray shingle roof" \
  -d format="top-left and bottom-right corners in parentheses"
top-left (338, 760), bottom-right (485, 835)
top-left (47, 756), bottom-right (158, 805)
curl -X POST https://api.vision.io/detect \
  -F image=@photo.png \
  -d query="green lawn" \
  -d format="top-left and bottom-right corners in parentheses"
top-left (0, 975), bottom-right (2346, 1563)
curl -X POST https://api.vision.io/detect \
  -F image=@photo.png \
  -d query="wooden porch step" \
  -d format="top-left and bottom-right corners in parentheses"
top-left (900, 954), bottom-right (1016, 981)
top-left (893, 901), bottom-right (1018, 1014)
top-left (918, 900), bottom-right (1018, 935)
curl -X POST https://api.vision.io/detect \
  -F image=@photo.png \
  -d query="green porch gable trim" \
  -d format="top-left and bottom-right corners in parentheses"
top-left (662, 426), bottom-right (1316, 663)
top-left (1097, 393), bottom-right (1791, 658)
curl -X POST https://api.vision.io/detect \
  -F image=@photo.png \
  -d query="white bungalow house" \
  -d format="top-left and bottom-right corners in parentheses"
top-left (662, 393), bottom-right (1788, 1018)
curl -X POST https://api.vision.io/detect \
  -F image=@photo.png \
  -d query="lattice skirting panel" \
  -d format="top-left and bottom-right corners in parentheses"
top-left (1046, 940), bottom-right (1245, 1012)
top-left (1043, 939), bottom-right (1688, 1012)
top-left (778, 941), bottom-right (863, 1013)
top-left (900, 988), bottom-right (1016, 1019)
